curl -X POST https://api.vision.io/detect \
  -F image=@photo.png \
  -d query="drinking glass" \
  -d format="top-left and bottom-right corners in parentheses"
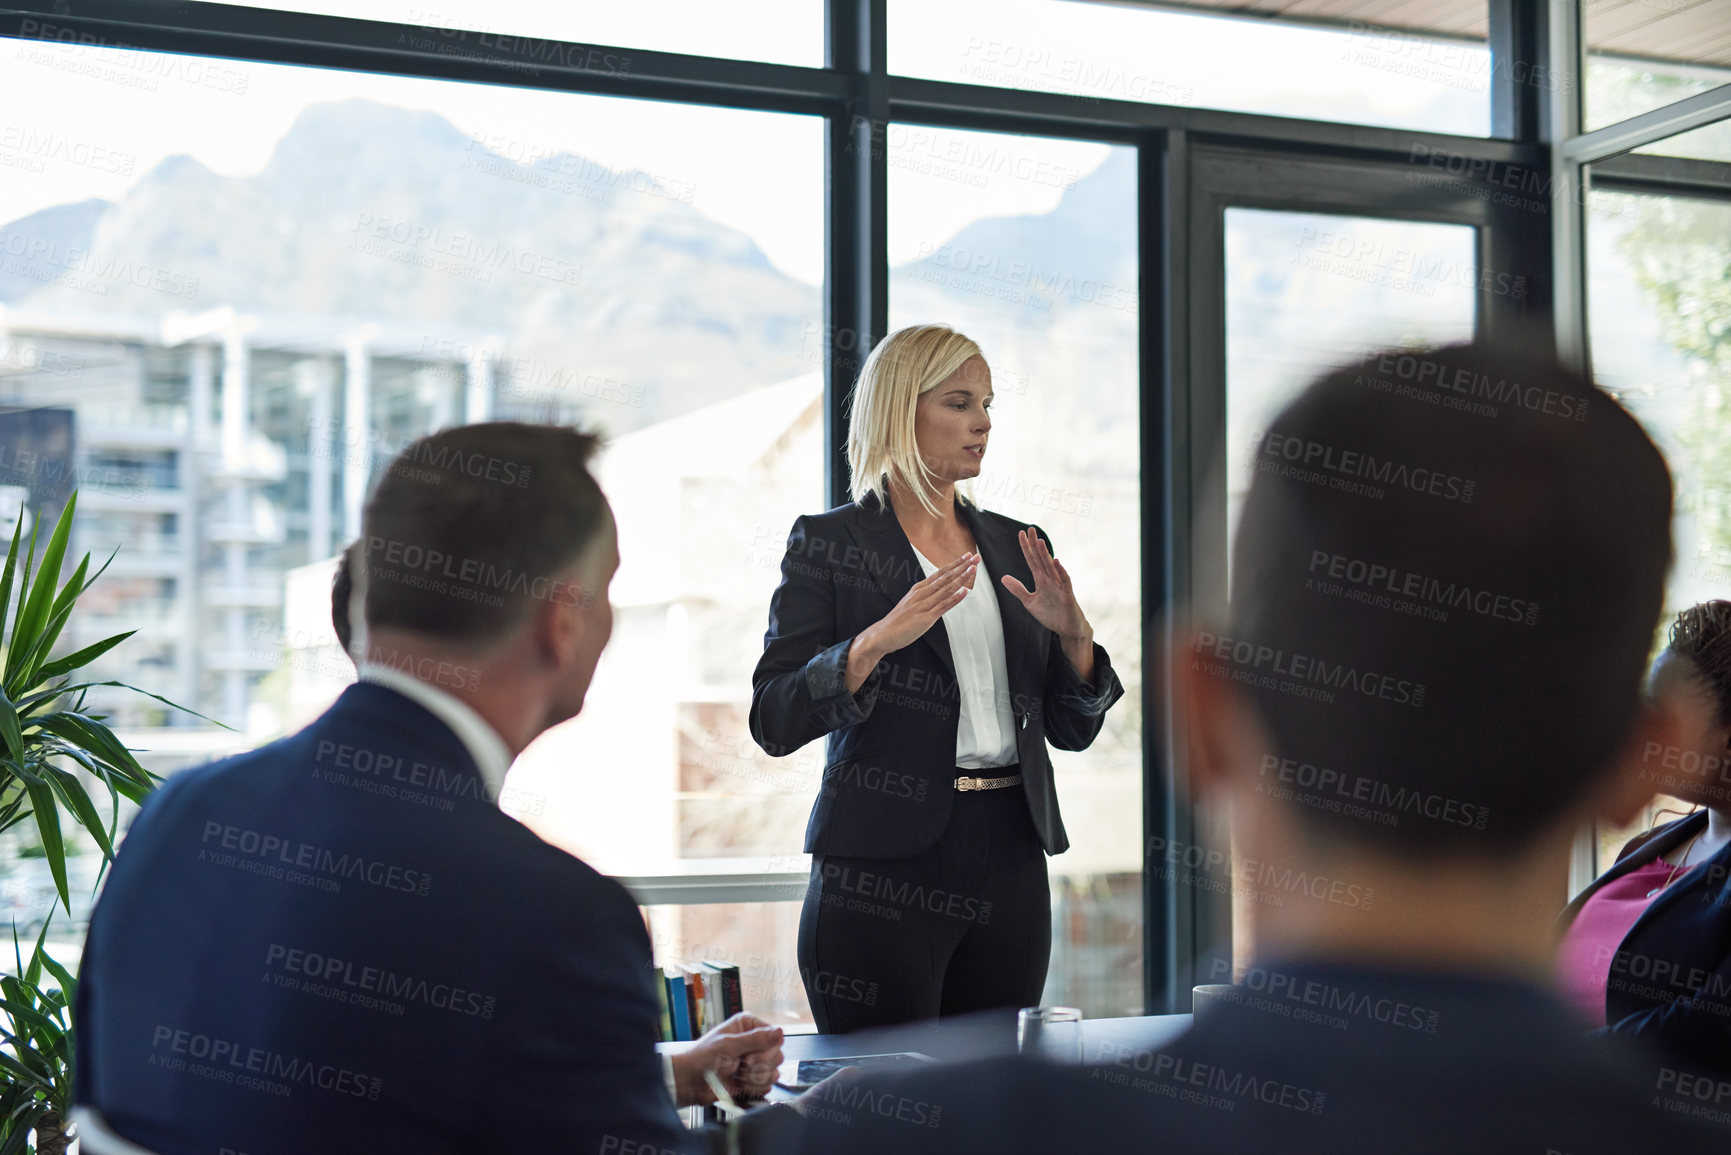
top-left (1017, 1006), bottom-right (1083, 1062)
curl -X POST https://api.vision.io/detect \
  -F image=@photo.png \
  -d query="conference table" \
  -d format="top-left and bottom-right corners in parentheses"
top-left (660, 1009), bottom-right (1194, 1117)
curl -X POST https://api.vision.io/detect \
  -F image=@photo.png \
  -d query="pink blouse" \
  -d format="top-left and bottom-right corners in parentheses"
top-left (1556, 858), bottom-right (1690, 1023)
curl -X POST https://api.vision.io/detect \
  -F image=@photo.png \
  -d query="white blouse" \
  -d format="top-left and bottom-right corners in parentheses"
top-left (910, 545), bottom-right (1018, 770)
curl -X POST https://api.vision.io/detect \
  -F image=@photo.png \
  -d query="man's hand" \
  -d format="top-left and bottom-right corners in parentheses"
top-left (789, 1065), bottom-right (862, 1115)
top-left (671, 1013), bottom-right (785, 1107)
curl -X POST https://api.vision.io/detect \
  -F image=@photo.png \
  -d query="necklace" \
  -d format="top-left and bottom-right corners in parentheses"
top-left (1646, 830), bottom-right (1706, 899)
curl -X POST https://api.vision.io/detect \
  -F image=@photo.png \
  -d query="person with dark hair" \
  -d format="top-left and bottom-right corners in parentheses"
top-left (330, 540), bottom-right (355, 661)
top-left (74, 423), bottom-right (799, 1153)
top-left (1558, 600), bottom-right (1731, 1076)
top-left (781, 342), bottom-right (1726, 1153)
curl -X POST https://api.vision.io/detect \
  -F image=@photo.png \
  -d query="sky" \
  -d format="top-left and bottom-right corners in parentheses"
top-left (0, 0), bottom-right (1490, 286)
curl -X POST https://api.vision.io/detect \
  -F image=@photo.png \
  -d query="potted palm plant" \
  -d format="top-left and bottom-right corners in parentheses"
top-left (0, 492), bottom-right (205, 1154)
top-left (0, 923), bottom-right (76, 1155)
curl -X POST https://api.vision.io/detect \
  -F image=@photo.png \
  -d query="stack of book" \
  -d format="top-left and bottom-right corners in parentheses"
top-left (655, 961), bottom-right (744, 1041)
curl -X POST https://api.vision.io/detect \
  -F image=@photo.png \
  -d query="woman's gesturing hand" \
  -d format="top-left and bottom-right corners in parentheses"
top-left (1001, 528), bottom-right (1096, 682)
top-left (1000, 529), bottom-right (1088, 639)
top-left (844, 551), bottom-right (977, 692)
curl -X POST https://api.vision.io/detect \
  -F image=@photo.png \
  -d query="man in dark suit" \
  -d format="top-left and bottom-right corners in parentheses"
top-left (75, 424), bottom-right (795, 1153)
top-left (784, 342), bottom-right (1731, 1152)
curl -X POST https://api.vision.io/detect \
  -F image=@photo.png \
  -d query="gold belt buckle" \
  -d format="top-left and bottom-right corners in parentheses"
top-left (956, 774), bottom-right (1019, 792)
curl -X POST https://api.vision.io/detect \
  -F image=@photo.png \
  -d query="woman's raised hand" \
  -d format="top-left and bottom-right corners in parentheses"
top-left (844, 551), bottom-right (976, 691)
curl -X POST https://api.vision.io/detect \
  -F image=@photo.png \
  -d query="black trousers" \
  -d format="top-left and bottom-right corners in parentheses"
top-left (797, 774), bottom-right (1052, 1034)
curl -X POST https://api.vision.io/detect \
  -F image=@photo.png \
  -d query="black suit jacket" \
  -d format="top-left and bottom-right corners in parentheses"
top-left (749, 492), bottom-right (1124, 859)
top-left (75, 683), bottom-right (780, 1154)
top-left (1559, 809), bottom-right (1731, 1075)
top-left (788, 962), bottom-right (1728, 1154)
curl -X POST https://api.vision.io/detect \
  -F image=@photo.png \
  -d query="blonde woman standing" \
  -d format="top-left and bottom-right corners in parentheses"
top-left (750, 324), bottom-right (1124, 1033)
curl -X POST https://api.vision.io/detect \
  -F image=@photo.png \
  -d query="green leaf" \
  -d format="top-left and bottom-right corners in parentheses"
top-left (45, 768), bottom-right (115, 861)
top-left (20, 779), bottom-right (66, 911)
top-left (0, 1050), bottom-right (50, 1091)
top-left (32, 713), bottom-right (140, 767)
top-left (109, 683), bottom-right (230, 729)
top-left (0, 514), bottom-right (23, 654)
top-left (7, 511), bottom-right (40, 680)
top-left (33, 630), bottom-right (136, 684)
top-left (0, 689), bottom-right (22, 764)
top-left (24, 918), bottom-right (47, 988)
top-left (6, 496), bottom-right (75, 690)
top-left (0, 1124), bottom-right (44, 1155)
top-left (0, 999), bottom-right (58, 1037)
top-left (36, 952), bottom-right (74, 1002)
top-left (43, 552), bottom-right (89, 626)
top-left (11, 557), bottom-right (91, 692)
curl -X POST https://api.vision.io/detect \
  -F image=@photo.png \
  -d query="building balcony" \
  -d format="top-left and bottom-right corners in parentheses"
top-left (205, 492), bottom-right (286, 545)
top-left (204, 583), bottom-right (283, 609)
top-left (204, 519), bottom-right (285, 546)
top-left (203, 648), bottom-right (281, 673)
top-left (77, 487), bottom-right (187, 514)
top-left (90, 549), bottom-right (185, 578)
top-left (208, 435), bottom-right (288, 484)
top-left (72, 609), bottom-right (183, 634)
top-left (80, 405), bottom-right (217, 452)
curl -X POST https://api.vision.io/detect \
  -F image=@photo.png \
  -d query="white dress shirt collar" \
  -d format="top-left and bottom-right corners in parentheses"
top-left (357, 663), bottom-right (513, 805)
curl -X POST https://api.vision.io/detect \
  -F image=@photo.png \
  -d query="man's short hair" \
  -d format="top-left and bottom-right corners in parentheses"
top-left (360, 423), bottom-right (609, 646)
top-left (331, 541), bottom-right (355, 657)
top-left (1227, 342), bottom-right (1673, 859)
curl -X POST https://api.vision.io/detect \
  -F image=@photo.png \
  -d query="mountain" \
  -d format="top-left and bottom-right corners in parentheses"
top-left (0, 99), bottom-right (819, 428)
top-left (0, 103), bottom-right (1144, 440)
top-left (889, 148), bottom-right (1140, 476)
top-left (894, 148), bottom-right (1136, 319)
top-left (0, 198), bottom-right (109, 304)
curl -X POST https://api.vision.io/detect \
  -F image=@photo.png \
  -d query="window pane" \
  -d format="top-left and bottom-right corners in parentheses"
top-left (1223, 208), bottom-right (1478, 965)
top-left (1633, 114), bottom-right (1731, 162)
top-left (1585, 2), bottom-right (1731, 130)
top-left (1585, 180), bottom-right (1731, 870)
top-left (1226, 209), bottom-right (1482, 558)
top-left (1587, 186), bottom-right (1731, 618)
top-left (646, 901), bottom-right (812, 1031)
top-left (168, 0), bottom-right (822, 68)
top-left (890, 125), bottom-right (1144, 1018)
top-left (0, 38), bottom-right (823, 959)
top-left (891, 0), bottom-right (1490, 135)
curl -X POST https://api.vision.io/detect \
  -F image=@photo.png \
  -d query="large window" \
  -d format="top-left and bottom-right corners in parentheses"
top-left (1584, 1), bottom-right (1731, 130)
top-left (0, 34), bottom-right (823, 981)
top-left (0, 0), bottom-right (1563, 1020)
top-left (214, 0), bottom-right (824, 66)
top-left (1225, 209), bottom-right (1480, 560)
top-left (889, 125), bottom-right (1143, 1016)
top-left (891, 0), bottom-right (1491, 134)
top-left (1216, 206), bottom-right (1480, 967)
top-left (1585, 119), bottom-right (1731, 872)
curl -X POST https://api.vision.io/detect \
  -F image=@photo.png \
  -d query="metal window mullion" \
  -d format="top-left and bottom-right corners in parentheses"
top-left (1483, 0), bottom-right (1553, 347)
top-left (1547, 0), bottom-right (1587, 377)
top-left (1592, 154), bottom-right (1731, 201)
top-left (619, 873), bottom-right (810, 906)
top-left (1548, 2), bottom-right (1600, 900)
top-left (824, 0), bottom-right (887, 509)
top-left (1145, 127), bottom-right (1185, 1014)
top-left (0, 1), bottom-right (850, 113)
top-left (886, 76), bottom-right (1533, 165)
top-left (2, 2), bottom-right (1548, 169)
top-left (1489, 0), bottom-right (1543, 143)
top-left (1564, 84), bottom-right (1731, 166)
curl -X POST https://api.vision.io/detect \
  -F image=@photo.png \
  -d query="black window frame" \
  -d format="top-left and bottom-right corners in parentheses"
top-left (0, 0), bottom-right (1568, 1014)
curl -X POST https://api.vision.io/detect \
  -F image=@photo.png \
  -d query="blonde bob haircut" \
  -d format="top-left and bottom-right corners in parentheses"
top-left (847, 324), bottom-right (985, 519)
